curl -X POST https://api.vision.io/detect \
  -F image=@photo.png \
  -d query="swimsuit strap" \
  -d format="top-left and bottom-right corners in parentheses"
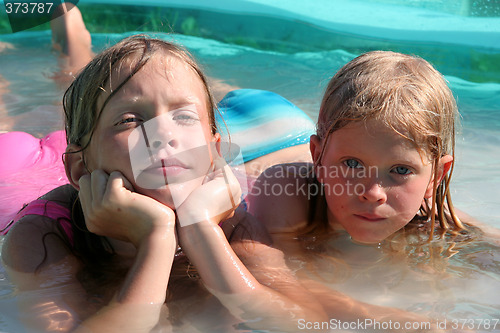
top-left (2, 199), bottom-right (73, 246)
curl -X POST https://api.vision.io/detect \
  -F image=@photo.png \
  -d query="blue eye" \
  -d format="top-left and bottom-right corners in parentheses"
top-left (174, 114), bottom-right (195, 121)
top-left (392, 166), bottom-right (412, 175)
top-left (343, 159), bottom-right (363, 169)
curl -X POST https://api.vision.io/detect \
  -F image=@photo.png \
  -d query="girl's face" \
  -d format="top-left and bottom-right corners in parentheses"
top-left (84, 56), bottom-right (219, 208)
top-left (311, 119), bottom-right (448, 244)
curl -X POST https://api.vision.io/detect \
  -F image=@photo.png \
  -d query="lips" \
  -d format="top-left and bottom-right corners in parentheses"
top-left (143, 157), bottom-right (187, 170)
top-left (354, 213), bottom-right (386, 222)
top-left (142, 157), bottom-right (189, 178)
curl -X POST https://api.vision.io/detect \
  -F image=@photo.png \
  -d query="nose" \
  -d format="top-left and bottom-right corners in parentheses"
top-left (359, 179), bottom-right (387, 204)
top-left (143, 115), bottom-right (179, 152)
top-left (151, 137), bottom-right (178, 150)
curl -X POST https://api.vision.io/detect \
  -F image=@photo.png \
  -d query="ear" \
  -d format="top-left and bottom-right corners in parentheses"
top-left (309, 134), bottom-right (321, 164)
top-left (63, 144), bottom-right (89, 190)
top-left (212, 132), bottom-right (222, 157)
top-left (309, 134), bottom-right (326, 184)
top-left (424, 154), bottom-right (453, 198)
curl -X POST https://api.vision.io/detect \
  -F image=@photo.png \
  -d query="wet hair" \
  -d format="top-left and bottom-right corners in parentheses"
top-left (309, 51), bottom-right (465, 240)
top-left (61, 35), bottom-right (219, 291)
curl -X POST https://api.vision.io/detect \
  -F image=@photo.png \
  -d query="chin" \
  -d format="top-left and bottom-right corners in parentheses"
top-left (351, 237), bottom-right (383, 245)
top-left (349, 231), bottom-right (388, 245)
top-left (138, 187), bottom-right (176, 208)
top-left (135, 178), bottom-right (202, 211)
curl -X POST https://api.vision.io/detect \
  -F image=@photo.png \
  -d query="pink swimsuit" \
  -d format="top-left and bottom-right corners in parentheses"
top-left (0, 130), bottom-right (69, 232)
top-left (1, 199), bottom-right (73, 246)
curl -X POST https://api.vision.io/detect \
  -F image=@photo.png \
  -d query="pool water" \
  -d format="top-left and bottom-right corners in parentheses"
top-left (0, 0), bottom-right (499, 332)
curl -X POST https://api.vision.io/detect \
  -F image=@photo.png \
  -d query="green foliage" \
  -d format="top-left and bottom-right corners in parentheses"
top-left (180, 16), bottom-right (199, 36)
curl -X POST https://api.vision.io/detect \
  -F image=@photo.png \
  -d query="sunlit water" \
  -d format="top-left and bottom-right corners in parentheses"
top-left (0, 0), bottom-right (499, 331)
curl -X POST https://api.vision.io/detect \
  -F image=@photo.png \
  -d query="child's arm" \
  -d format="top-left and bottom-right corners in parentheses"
top-left (1, 171), bottom-right (178, 332)
top-left (176, 160), bottom-right (328, 332)
top-left (178, 210), bottom-right (328, 332)
top-left (301, 278), bottom-right (447, 332)
top-left (75, 170), bottom-right (178, 332)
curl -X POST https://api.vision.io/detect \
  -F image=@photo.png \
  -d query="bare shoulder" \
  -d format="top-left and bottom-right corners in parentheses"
top-left (228, 207), bottom-right (273, 246)
top-left (40, 183), bottom-right (77, 205)
top-left (1, 185), bottom-right (92, 329)
top-left (229, 209), bottom-right (293, 277)
top-left (2, 184), bottom-right (78, 276)
top-left (456, 209), bottom-right (500, 244)
top-left (246, 163), bottom-right (313, 234)
top-left (243, 143), bottom-right (312, 177)
top-left (2, 215), bottom-right (75, 275)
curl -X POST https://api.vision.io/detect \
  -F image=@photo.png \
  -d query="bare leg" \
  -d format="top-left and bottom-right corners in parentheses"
top-left (0, 39), bottom-right (14, 132)
top-left (0, 74), bottom-right (14, 133)
top-left (1, 4), bottom-right (93, 133)
top-left (50, 2), bottom-right (93, 74)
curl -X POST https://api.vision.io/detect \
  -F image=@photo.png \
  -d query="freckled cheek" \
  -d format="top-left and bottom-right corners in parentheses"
top-left (324, 172), bottom-right (346, 185)
top-left (88, 134), bottom-right (131, 172)
top-left (326, 174), bottom-right (364, 199)
top-left (174, 124), bottom-right (212, 149)
top-left (389, 188), bottom-right (424, 217)
top-left (324, 186), bottom-right (351, 220)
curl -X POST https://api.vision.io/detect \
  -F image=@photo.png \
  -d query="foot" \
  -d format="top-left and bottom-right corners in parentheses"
top-left (0, 42), bottom-right (14, 53)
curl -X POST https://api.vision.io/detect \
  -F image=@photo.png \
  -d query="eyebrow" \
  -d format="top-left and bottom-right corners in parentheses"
top-left (337, 151), bottom-right (426, 167)
top-left (103, 94), bottom-right (142, 108)
top-left (110, 93), bottom-right (202, 107)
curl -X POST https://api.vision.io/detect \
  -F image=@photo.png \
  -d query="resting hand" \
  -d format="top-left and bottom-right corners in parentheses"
top-left (78, 170), bottom-right (175, 247)
top-left (176, 157), bottom-right (242, 227)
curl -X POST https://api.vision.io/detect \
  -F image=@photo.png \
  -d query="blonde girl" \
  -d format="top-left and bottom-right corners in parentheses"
top-left (250, 50), bottom-right (468, 246)
top-left (244, 51), bottom-right (499, 330)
